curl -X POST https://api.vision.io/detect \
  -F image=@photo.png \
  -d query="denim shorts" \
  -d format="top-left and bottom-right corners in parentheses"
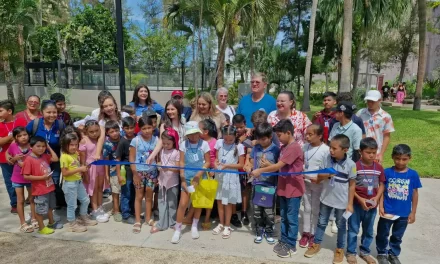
top-left (34, 192), bottom-right (56, 215)
top-left (137, 171), bottom-right (157, 189)
top-left (12, 182), bottom-right (31, 188)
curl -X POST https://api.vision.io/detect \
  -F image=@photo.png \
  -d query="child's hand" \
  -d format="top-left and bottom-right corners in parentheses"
top-left (238, 134), bottom-right (247, 143)
top-left (133, 175), bottom-right (141, 189)
top-left (146, 156), bottom-right (154, 165)
top-left (250, 169), bottom-right (262, 178)
top-left (310, 177), bottom-right (319, 184)
top-left (358, 197), bottom-right (370, 211)
top-left (181, 181), bottom-right (188, 193)
top-left (118, 176), bottom-right (125, 185)
top-left (192, 176), bottom-right (200, 189)
top-left (208, 172), bottom-right (215, 178)
top-left (346, 204), bottom-right (354, 214)
top-left (245, 128), bottom-right (253, 137)
top-left (408, 212), bottom-right (416, 224)
top-left (79, 165), bottom-right (88, 173)
top-left (376, 153), bottom-right (383, 164)
top-left (260, 155), bottom-right (272, 168)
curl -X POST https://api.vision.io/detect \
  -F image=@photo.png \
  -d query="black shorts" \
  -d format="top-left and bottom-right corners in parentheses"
top-left (383, 92), bottom-right (389, 98)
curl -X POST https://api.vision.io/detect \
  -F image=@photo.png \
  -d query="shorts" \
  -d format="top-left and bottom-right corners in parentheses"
top-left (137, 171), bottom-right (157, 189)
top-left (240, 173), bottom-right (251, 191)
top-left (110, 176), bottom-right (121, 194)
top-left (12, 182), bottom-right (31, 189)
top-left (34, 192), bottom-right (56, 215)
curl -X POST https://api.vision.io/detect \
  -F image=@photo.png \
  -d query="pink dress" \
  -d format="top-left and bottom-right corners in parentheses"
top-left (207, 138), bottom-right (217, 169)
top-left (8, 143), bottom-right (31, 184)
top-left (79, 137), bottom-right (106, 196)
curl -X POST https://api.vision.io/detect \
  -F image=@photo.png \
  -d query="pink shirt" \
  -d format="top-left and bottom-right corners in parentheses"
top-left (159, 149), bottom-right (180, 189)
top-left (8, 142), bottom-right (31, 184)
top-left (207, 138), bottom-right (217, 168)
top-left (277, 142), bottom-right (305, 198)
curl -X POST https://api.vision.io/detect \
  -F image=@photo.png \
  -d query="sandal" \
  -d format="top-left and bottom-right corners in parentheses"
top-left (132, 222), bottom-right (142, 234)
top-left (212, 224), bottom-right (224, 235)
top-left (19, 223), bottom-right (34, 233)
top-left (222, 226), bottom-right (232, 239)
top-left (31, 219), bottom-right (39, 229)
top-left (201, 222), bottom-right (211, 231)
top-left (150, 225), bottom-right (161, 234)
top-left (146, 219), bottom-right (155, 226)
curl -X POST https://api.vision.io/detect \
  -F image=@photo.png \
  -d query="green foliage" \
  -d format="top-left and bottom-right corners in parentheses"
top-left (423, 79), bottom-right (440, 99)
top-left (125, 69), bottom-right (148, 90)
top-left (33, 25), bottom-right (61, 61)
top-left (42, 80), bottom-right (72, 104)
top-left (227, 82), bottom-right (239, 105)
top-left (184, 86), bottom-right (197, 101)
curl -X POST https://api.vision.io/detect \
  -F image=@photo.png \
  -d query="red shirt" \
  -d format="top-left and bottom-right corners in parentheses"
top-left (21, 154), bottom-right (55, 196)
top-left (58, 111), bottom-right (72, 126)
top-left (354, 161), bottom-right (385, 208)
top-left (0, 118), bottom-right (27, 163)
top-left (15, 110), bottom-right (42, 125)
top-left (312, 110), bottom-right (336, 143)
top-left (277, 142), bottom-right (305, 198)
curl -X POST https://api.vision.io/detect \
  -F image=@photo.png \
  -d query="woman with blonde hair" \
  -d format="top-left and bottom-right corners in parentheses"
top-left (190, 92), bottom-right (226, 138)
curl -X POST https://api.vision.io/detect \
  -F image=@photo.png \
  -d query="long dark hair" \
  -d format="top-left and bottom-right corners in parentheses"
top-left (221, 125), bottom-right (238, 157)
top-left (161, 99), bottom-right (183, 128)
top-left (132, 84), bottom-right (152, 107)
top-left (60, 132), bottom-right (80, 154)
top-left (200, 119), bottom-right (218, 139)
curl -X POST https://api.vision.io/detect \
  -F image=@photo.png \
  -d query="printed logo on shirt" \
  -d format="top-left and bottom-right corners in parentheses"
top-left (387, 178), bottom-right (410, 201)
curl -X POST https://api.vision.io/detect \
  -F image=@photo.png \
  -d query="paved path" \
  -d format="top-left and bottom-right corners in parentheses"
top-left (0, 178), bottom-right (439, 264)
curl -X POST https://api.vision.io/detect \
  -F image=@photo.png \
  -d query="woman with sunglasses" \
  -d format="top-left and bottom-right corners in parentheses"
top-left (15, 95), bottom-right (43, 124)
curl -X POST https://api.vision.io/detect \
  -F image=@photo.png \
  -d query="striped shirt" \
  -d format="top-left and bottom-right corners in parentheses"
top-left (354, 161), bottom-right (385, 206)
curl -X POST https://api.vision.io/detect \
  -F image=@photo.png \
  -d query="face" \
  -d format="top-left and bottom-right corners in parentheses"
top-left (42, 105), bottom-right (58, 124)
top-left (107, 128), bottom-right (120, 140)
top-left (151, 117), bottom-right (158, 128)
top-left (32, 141), bottom-right (47, 156)
top-left (86, 124), bottom-right (101, 139)
top-left (234, 122), bottom-right (246, 136)
top-left (123, 126), bottom-right (135, 138)
top-left (276, 94), bottom-right (293, 112)
top-left (167, 104), bottom-right (178, 120)
top-left (55, 101), bottom-right (66, 113)
top-left (323, 96), bottom-right (336, 110)
top-left (335, 111), bottom-right (343, 122)
top-left (393, 154), bottom-right (411, 170)
top-left (251, 75), bottom-right (266, 94)
top-left (140, 124), bottom-right (154, 138)
top-left (275, 131), bottom-right (291, 145)
top-left (329, 140), bottom-right (347, 159)
top-left (162, 137), bottom-right (175, 150)
top-left (138, 87), bottom-right (149, 102)
top-left (223, 134), bottom-right (236, 145)
top-left (257, 136), bottom-right (271, 148)
top-left (0, 107), bottom-right (12, 120)
top-left (187, 133), bottom-right (200, 143)
top-left (102, 98), bottom-right (116, 117)
top-left (366, 100), bottom-right (380, 111)
top-left (198, 123), bottom-right (208, 140)
top-left (173, 96), bottom-right (183, 105)
top-left (217, 92), bottom-right (228, 105)
top-left (360, 148), bottom-right (377, 164)
top-left (15, 131), bottom-right (29, 145)
top-left (305, 127), bottom-right (322, 144)
top-left (197, 97), bottom-right (210, 115)
top-left (68, 139), bottom-right (79, 154)
top-left (27, 96), bottom-right (40, 111)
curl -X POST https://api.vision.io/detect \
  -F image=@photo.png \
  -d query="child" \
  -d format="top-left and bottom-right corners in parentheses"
top-left (142, 108), bottom-right (160, 137)
top-left (171, 121), bottom-right (210, 244)
top-left (375, 144), bottom-right (421, 264)
top-left (246, 122), bottom-right (280, 245)
top-left (60, 133), bottom-right (97, 232)
top-left (115, 117), bottom-right (137, 224)
top-left (212, 126), bottom-right (245, 238)
top-left (299, 124), bottom-right (329, 248)
top-left (251, 120), bottom-right (304, 257)
top-left (79, 120), bottom-right (109, 223)
top-left (50, 93), bottom-right (72, 126)
top-left (7, 127), bottom-right (36, 232)
top-left (304, 134), bottom-right (356, 264)
top-left (130, 116), bottom-right (158, 233)
top-left (121, 105), bottom-right (136, 120)
top-left (150, 128), bottom-right (180, 233)
top-left (223, 113), bottom-right (231, 126)
top-left (102, 120), bottom-right (122, 222)
top-left (346, 137), bottom-right (385, 264)
top-left (22, 136), bottom-right (62, 234)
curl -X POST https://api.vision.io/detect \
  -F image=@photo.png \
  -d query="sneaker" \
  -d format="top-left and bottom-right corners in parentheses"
top-left (333, 248), bottom-right (344, 264)
top-left (113, 212), bottom-right (123, 222)
top-left (377, 255), bottom-right (389, 264)
top-left (68, 221), bottom-right (87, 232)
top-left (98, 207), bottom-right (110, 218)
top-left (230, 214), bottom-right (242, 228)
top-left (122, 216), bottom-right (136, 225)
top-left (47, 221), bottom-right (63, 229)
top-left (254, 229), bottom-right (263, 244)
top-left (331, 220), bottom-right (338, 234)
top-left (212, 224), bottom-right (224, 235)
top-left (273, 242), bottom-right (285, 254)
top-left (78, 215), bottom-right (98, 226)
top-left (360, 254), bottom-right (376, 264)
top-left (264, 233), bottom-right (276, 245)
top-left (171, 230), bottom-right (181, 244)
top-left (388, 255), bottom-right (401, 264)
top-left (277, 244), bottom-right (297, 258)
top-left (241, 211), bottom-right (250, 226)
top-left (346, 254), bottom-right (358, 264)
top-left (304, 243), bottom-right (321, 258)
top-left (222, 226), bottom-right (232, 239)
top-left (52, 209), bottom-right (61, 222)
top-left (92, 210), bottom-right (109, 223)
top-left (299, 232), bottom-right (310, 248)
top-left (10, 206), bottom-right (18, 214)
top-left (191, 226), bottom-right (200, 239)
top-left (38, 226), bottom-right (54, 235)
top-left (308, 234), bottom-right (315, 246)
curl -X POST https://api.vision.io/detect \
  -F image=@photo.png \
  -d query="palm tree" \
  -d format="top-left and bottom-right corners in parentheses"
top-left (340, 0), bottom-right (353, 93)
top-left (413, 0), bottom-right (427, 110)
top-left (301, 0), bottom-right (318, 112)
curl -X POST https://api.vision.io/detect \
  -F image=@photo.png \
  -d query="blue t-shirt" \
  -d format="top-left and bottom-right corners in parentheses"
top-left (102, 139), bottom-right (119, 177)
top-left (129, 101), bottom-right (165, 116)
top-left (26, 118), bottom-right (63, 156)
top-left (383, 167), bottom-right (422, 217)
top-left (130, 135), bottom-right (158, 173)
top-left (250, 143), bottom-right (280, 185)
top-left (236, 93), bottom-right (277, 128)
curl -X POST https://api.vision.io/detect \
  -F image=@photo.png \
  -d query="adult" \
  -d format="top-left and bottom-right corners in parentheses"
top-left (190, 92), bottom-right (226, 137)
top-left (357, 90), bottom-right (395, 164)
top-left (395, 83), bottom-right (406, 104)
top-left (215, 87), bottom-right (236, 122)
top-left (90, 90), bottom-right (113, 120)
top-left (382, 82), bottom-right (391, 101)
top-left (169, 90), bottom-right (192, 122)
top-left (267, 91), bottom-right (311, 147)
top-left (0, 100), bottom-right (27, 214)
top-left (329, 92), bottom-right (366, 138)
top-left (236, 72), bottom-right (277, 128)
top-left (312, 92), bottom-right (337, 143)
top-left (15, 95), bottom-right (42, 124)
top-left (129, 84), bottom-right (164, 117)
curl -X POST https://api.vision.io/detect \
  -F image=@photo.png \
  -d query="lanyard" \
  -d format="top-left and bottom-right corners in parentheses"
top-left (140, 136), bottom-right (153, 154)
top-left (360, 162), bottom-right (376, 187)
top-left (221, 142), bottom-right (235, 158)
top-left (3, 119), bottom-right (16, 136)
top-left (188, 140), bottom-right (201, 154)
top-left (306, 143), bottom-right (322, 163)
top-left (161, 149), bottom-right (176, 166)
top-left (44, 121), bottom-right (56, 143)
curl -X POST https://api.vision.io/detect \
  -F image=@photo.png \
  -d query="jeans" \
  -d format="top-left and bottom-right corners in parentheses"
top-left (279, 196), bottom-right (301, 248)
top-left (347, 203), bottom-right (377, 255)
top-left (0, 163), bottom-right (16, 207)
top-left (120, 180), bottom-right (135, 219)
top-left (62, 180), bottom-right (90, 222)
top-left (376, 216), bottom-right (409, 257)
top-left (314, 202), bottom-right (347, 248)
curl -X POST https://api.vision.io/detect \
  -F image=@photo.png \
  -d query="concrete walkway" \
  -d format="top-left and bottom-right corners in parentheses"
top-left (0, 178), bottom-right (439, 264)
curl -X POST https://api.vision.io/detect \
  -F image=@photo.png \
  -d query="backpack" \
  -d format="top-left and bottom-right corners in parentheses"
top-left (31, 118), bottom-right (65, 137)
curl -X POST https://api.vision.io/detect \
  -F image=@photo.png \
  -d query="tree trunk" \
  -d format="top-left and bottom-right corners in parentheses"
top-left (249, 2), bottom-right (255, 74)
top-left (301, 0), bottom-right (318, 112)
top-left (325, 71), bottom-right (329, 92)
top-left (17, 25), bottom-right (26, 104)
top-left (340, 0), bottom-right (353, 93)
top-left (338, 60), bottom-right (342, 93)
top-left (398, 52), bottom-right (409, 82)
top-left (351, 34), bottom-right (363, 94)
top-left (2, 51), bottom-right (16, 104)
top-left (413, 0), bottom-right (427, 111)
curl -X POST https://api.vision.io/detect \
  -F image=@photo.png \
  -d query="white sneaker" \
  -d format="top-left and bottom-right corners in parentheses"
top-left (191, 226), bottom-right (200, 239)
top-left (331, 220), bottom-right (338, 234)
top-left (98, 207), bottom-right (110, 218)
top-left (25, 212), bottom-right (31, 223)
top-left (92, 210), bottom-right (109, 223)
top-left (171, 231), bottom-right (181, 244)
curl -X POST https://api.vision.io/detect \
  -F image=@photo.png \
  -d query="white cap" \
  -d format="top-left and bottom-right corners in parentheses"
top-left (364, 90), bottom-right (382, 102)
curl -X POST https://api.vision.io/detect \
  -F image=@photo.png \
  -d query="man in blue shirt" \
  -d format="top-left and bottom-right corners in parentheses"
top-left (236, 73), bottom-right (277, 128)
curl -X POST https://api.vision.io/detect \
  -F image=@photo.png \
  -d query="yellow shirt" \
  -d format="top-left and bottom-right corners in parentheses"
top-left (60, 153), bottom-right (82, 182)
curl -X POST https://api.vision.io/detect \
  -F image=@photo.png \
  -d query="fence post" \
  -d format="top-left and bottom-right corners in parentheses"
top-left (102, 56), bottom-right (106, 90)
top-left (43, 67), bottom-right (47, 86)
top-left (156, 69), bottom-right (159, 91)
top-left (201, 62), bottom-right (205, 91)
top-left (65, 59), bottom-right (69, 88)
top-left (52, 61), bottom-right (56, 82)
top-left (181, 61), bottom-right (185, 91)
top-left (27, 64), bottom-right (31, 86)
top-left (80, 58), bottom-right (84, 89)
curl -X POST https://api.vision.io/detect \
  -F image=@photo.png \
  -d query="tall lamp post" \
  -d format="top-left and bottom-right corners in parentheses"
top-left (115, 0), bottom-right (126, 105)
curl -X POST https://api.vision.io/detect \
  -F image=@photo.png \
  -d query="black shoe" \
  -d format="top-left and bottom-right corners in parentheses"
top-left (377, 255), bottom-right (389, 264)
top-left (230, 214), bottom-right (242, 228)
top-left (388, 255), bottom-right (401, 264)
top-left (241, 211), bottom-right (250, 226)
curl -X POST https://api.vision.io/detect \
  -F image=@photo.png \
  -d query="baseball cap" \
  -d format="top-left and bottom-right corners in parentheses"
top-left (171, 90), bottom-right (184, 98)
top-left (142, 108), bottom-right (157, 118)
top-left (364, 90), bottom-right (382, 102)
top-left (332, 101), bottom-right (356, 115)
top-left (184, 121), bottom-right (202, 136)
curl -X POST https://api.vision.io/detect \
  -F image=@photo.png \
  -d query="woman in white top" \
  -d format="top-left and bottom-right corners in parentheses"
top-left (215, 87), bottom-right (236, 122)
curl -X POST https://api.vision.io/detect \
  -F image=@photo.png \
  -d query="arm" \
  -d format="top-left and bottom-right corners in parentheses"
top-left (378, 133), bottom-right (391, 164)
top-left (24, 174), bottom-right (51, 181)
top-left (94, 125), bottom-right (106, 160)
top-left (179, 151), bottom-right (188, 192)
top-left (250, 160), bottom-right (286, 178)
top-left (129, 146), bottom-right (140, 188)
top-left (146, 124), bottom-right (164, 164)
top-left (408, 189), bottom-right (419, 224)
top-left (192, 152), bottom-right (210, 187)
top-left (0, 134), bottom-right (13, 146)
top-left (372, 182), bottom-right (385, 204)
top-left (378, 190), bottom-right (385, 217)
top-left (224, 155), bottom-right (245, 170)
top-left (61, 166), bottom-right (87, 177)
top-left (47, 144), bottom-right (59, 162)
top-left (347, 179), bottom-right (356, 213)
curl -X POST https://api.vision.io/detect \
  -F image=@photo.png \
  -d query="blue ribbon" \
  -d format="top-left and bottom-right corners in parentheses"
top-left (91, 160), bottom-right (337, 176)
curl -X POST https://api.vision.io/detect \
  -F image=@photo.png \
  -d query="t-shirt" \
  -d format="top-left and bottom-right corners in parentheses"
top-left (159, 148), bottom-right (180, 189)
top-left (26, 118), bottom-right (64, 156)
top-left (320, 154), bottom-right (357, 209)
top-left (98, 112), bottom-right (130, 134)
top-left (250, 143), bottom-right (280, 185)
top-left (8, 142), bottom-right (31, 184)
top-left (207, 138), bottom-right (217, 168)
top-left (216, 105), bottom-right (236, 122)
top-left (277, 142), bottom-right (305, 198)
top-left (383, 168), bottom-right (422, 217)
top-left (312, 110), bottom-right (336, 143)
top-left (303, 143), bottom-right (330, 180)
top-left (236, 93), bottom-right (277, 128)
top-left (21, 154), bottom-right (54, 196)
top-left (130, 135), bottom-right (158, 173)
top-left (267, 109), bottom-right (312, 148)
top-left (180, 140), bottom-right (210, 154)
top-left (91, 108), bottom-right (100, 120)
top-left (57, 112), bottom-right (72, 126)
top-left (214, 139), bottom-right (246, 157)
top-left (60, 153), bottom-right (82, 182)
top-left (0, 118), bottom-right (27, 163)
top-left (103, 139), bottom-right (120, 177)
top-left (382, 86), bottom-right (390, 93)
top-left (329, 115), bottom-right (366, 136)
top-left (128, 101), bottom-right (165, 116)
top-left (354, 161), bottom-right (385, 207)
top-left (15, 111), bottom-right (42, 124)
top-left (115, 137), bottom-right (134, 181)
top-left (329, 121), bottom-right (362, 160)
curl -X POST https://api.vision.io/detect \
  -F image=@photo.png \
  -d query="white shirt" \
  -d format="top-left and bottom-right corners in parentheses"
top-left (179, 140), bottom-right (210, 154)
top-left (216, 105), bottom-right (236, 122)
top-left (214, 139), bottom-right (245, 156)
top-left (91, 108), bottom-right (100, 120)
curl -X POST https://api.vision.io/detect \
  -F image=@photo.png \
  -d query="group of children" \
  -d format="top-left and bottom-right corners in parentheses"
top-left (1, 91), bottom-right (421, 264)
